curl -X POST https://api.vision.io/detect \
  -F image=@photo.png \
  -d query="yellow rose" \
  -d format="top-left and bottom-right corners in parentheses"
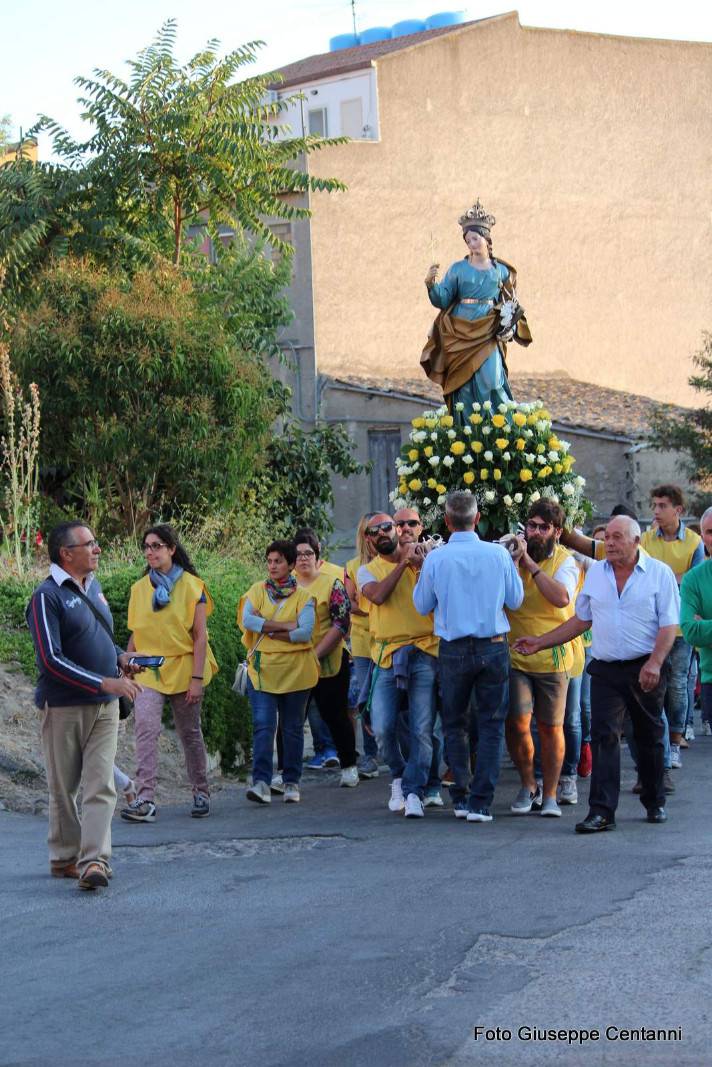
top-left (494, 438), bottom-right (509, 450)
top-left (450, 441), bottom-right (466, 455)
top-left (480, 469), bottom-right (489, 480)
top-left (408, 478), bottom-right (422, 491)
top-left (425, 418), bottom-right (437, 429)
top-left (491, 414), bottom-right (506, 428)
top-left (515, 438), bottom-right (526, 451)
top-left (470, 413), bottom-right (483, 425)
top-left (493, 469), bottom-right (502, 480)
top-left (527, 414), bottom-right (538, 426)
top-left (536, 444), bottom-right (546, 454)
top-left (398, 482), bottom-right (407, 495)
top-left (440, 415), bottom-right (454, 428)
top-left (554, 463), bottom-right (563, 474)
top-left (424, 446), bottom-right (433, 457)
top-left (411, 417), bottom-right (425, 428)
top-left (472, 441), bottom-right (483, 453)
top-left (537, 467), bottom-right (549, 479)
top-left (408, 449), bottom-right (419, 461)
top-left (520, 469), bottom-right (533, 482)
top-left (539, 409), bottom-right (551, 421)
top-left (436, 484), bottom-right (447, 495)
top-left (463, 471), bottom-right (475, 485)
top-left (513, 412), bottom-right (527, 427)
top-left (428, 478), bottom-right (438, 489)
top-left (548, 436), bottom-right (561, 450)
top-left (562, 456), bottom-right (574, 471)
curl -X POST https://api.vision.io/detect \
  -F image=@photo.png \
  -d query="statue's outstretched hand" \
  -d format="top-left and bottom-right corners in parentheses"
top-left (424, 263), bottom-right (439, 289)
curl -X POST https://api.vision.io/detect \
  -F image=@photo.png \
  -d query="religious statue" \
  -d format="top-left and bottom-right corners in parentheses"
top-left (420, 199), bottom-right (532, 418)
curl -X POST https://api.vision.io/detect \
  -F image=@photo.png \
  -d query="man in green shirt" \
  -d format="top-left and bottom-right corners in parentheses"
top-left (680, 506), bottom-right (712, 735)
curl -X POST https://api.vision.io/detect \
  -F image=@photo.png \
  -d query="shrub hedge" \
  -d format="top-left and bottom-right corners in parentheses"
top-left (0, 555), bottom-right (260, 771)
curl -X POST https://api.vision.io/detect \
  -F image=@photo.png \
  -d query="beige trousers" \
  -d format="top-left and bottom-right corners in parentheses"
top-left (41, 700), bottom-right (119, 875)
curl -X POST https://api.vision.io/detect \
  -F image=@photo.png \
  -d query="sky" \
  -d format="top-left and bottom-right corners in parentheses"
top-left (3, 0), bottom-right (712, 155)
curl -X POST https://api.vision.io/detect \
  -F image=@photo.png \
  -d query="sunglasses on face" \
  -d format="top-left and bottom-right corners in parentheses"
top-left (396, 519), bottom-right (421, 529)
top-left (366, 521), bottom-right (396, 536)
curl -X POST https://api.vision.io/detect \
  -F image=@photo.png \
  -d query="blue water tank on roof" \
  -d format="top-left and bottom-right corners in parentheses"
top-left (329, 32), bottom-right (359, 51)
top-left (425, 11), bottom-right (465, 30)
top-left (359, 26), bottom-right (393, 45)
top-left (391, 19), bottom-right (426, 38)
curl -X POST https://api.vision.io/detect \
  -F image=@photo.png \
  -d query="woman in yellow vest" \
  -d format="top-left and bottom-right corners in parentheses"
top-left (295, 532), bottom-right (358, 787)
top-left (239, 540), bottom-right (318, 805)
top-left (344, 513), bottom-right (380, 778)
top-left (121, 525), bottom-right (218, 823)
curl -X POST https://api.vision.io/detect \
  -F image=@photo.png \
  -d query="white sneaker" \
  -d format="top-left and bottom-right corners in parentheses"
top-left (466, 808), bottom-right (493, 822)
top-left (558, 776), bottom-right (578, 805)
top-left (404, 793), bottom-right (424, 818)
top-left (703, 722), bottom-right (712, 736)
top-left (423, 791), bottom-right (444, 808)
top-left (284, 783), bottom-right (300, 803)
top-left (684, 724), bottom-right (695, 741)
top-left (388, 777), bottom-right (405, 812)
top-left (670, 743), bottom-right (682, 769)
top-left (340, 765), bottom-right (359, 788)
top-left (246, 780), bottom-right (271, 804)
top-left (270, 773), bottom-right (285, 795)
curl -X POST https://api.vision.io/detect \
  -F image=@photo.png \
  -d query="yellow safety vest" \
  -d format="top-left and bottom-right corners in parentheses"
top-left (238, 582), bottom-right (319, 695)
top-left (127, 572), bottom-right (219, 695)
top-left (507, 544), bottom-right (576, 674)
top-left (346, 556), bottom-right (372, 660)
top-left (296, 570), bottom-right (346, 679)
top-left (360, 555), bottom-right (438, 669)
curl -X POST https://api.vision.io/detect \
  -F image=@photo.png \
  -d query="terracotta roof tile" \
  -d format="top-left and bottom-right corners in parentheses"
top-left (325, 372), bottom-right (687, 438)
top-left (270, 19), bottom-right (486, 88)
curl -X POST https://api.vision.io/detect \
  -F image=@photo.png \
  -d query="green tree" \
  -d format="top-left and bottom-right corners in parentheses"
top-left (34, 20), bottom-right (345, 266)
top-left (10, 256), bottom-right (284, 533)
top-left (648, 332), bottom-right (712, 505)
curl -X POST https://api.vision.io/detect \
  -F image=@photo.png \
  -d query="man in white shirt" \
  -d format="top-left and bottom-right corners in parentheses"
top-left (514, 516), bottom-right (679, 832)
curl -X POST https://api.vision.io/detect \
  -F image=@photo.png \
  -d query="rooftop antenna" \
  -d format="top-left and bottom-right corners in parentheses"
top-left (350, 0), bottom-right (358, 37)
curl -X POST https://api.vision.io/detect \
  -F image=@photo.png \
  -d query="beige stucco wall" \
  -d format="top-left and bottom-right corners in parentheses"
top-left (306, 14), bottom-right (712, 407)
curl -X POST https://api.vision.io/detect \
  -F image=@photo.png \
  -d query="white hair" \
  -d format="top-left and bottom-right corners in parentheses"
top-left (610, 515), bottom-right (641, 539)
top-left (700, 506), bottom-right (712, 529)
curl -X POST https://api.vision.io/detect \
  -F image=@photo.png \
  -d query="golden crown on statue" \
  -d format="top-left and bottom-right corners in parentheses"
top-left (458, 198), bottom-right (496, 232)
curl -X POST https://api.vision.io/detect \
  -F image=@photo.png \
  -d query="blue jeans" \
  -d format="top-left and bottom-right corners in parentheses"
top-left (247, 680), bottom-right (311, 786)
top-left (426, 713), bottom-right (444, 792)
top-left (663, 636), bottom-right (693, 735)
top-left (370, 649), bottom-right (437, 800)
top-left (438, 636), bottom-right (510, 810)
top-left (580, 648), bottom-right (592, 743)
top-left (562, 673), bottom-right (582, 776)
top-left (686, 653), bottom-right (698, 729)
top-left (352, 655), bottom-right (379, 760)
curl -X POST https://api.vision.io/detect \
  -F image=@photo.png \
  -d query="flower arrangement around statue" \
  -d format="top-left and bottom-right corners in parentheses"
top-left (391, 400), bottom-right (590, 538)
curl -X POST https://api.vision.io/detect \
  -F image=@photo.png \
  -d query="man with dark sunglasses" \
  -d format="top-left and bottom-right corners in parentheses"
top-left (358, 512), bottom-right (439, 818)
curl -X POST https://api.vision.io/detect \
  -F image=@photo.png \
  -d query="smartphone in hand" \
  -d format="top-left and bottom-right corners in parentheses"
top-left (128, 655), bottom-right (165, 668)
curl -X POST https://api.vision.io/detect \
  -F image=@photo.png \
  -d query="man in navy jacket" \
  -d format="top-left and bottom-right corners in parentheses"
top-left (27, 522), bottom-right (142, 890)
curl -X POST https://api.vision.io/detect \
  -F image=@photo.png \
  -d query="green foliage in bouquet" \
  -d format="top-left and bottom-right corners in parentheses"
top-left (391, 400), bottom-right (590, 537)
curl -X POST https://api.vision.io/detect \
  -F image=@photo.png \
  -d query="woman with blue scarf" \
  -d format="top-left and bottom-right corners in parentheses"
top-left (121, 525), bottom-right (218, 824)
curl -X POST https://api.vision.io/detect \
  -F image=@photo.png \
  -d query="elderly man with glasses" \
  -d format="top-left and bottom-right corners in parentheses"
top-left (26, 521), bottom-right (143, 891)
top-left (357, 512), bottom-right (439, 818)
top-left (505, 500), bottom-right (580, 818)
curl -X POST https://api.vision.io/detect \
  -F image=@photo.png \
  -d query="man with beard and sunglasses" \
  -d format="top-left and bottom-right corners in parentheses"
top-left (505, 500), bottom-right (579, 818)
top-left (357, 513), bottom-right (439, 818)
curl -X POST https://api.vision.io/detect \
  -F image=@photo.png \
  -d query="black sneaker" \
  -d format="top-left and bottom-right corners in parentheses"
top-left (120, 798), bottom-right (157, 822)
top-left (191, 793), bottom-right (210, 818)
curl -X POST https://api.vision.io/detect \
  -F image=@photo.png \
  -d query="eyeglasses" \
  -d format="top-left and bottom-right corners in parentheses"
top-left (395, 519), bottom-right (421, 529)
top-left (366, 521), bottom-right (396, 536)
top-left (525, 521), bottom-right (553, 533)
top-left (295, 550), bottom-right (316, 559)
top-left (65, 539), bottom-right (99, 549)
top-left (143, 542), bottom-right (167, 552)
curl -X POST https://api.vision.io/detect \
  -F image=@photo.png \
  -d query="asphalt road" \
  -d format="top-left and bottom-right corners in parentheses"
top-left (2, 739), bottom-right (711, 1067)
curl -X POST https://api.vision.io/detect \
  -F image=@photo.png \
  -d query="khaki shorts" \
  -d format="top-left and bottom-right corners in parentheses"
top-left (509, 669), bottom-right (568, 727)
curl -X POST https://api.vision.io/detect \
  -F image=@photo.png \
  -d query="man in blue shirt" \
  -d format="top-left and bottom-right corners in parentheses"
top-left (413, 491), bottom-right (523, 821)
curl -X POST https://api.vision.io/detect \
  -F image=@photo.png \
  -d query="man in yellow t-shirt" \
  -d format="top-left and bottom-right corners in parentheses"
top-left (506, 500), bottom-right (580, 818)
top-left (358, 513), bottom-right (438, 820)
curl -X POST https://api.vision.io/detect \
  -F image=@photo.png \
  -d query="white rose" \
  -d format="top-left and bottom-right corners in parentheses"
top-left (447, 429), bottom-right (456, 439)
top-left (503, 452), bottom-right (511, 461)
top-left (482, 426), bottom-right (492, 435)
top-left (575, 475), bottom-right (586, 486)
top-left (524, 429), bottom-right (534, 438)
top-left (437, 405), bottom-right (448, 415)
top-left (412, 431), bottom-right (427, 443)
top-left (562, 482), bottom-right (576, 496)
top-left (463, 454), bottom-right (474, 465)
top-left (536, 455), bottom-right (546, 465)
top-left (484, 450), bottom-right (494, 462)
top-left (483, 400), bottom-right (493, 410)
top-left (498, 403), bottom-right (508, 414)
top-left (423, 496), bottom-right (432, 505)
top-left (503, 494), bottom-right (513, 507)
top-left (429, 456), bottom-right (440, 467)
top-left (472, 402), bottom-right (481, 411)
top-left (514, 493), bottom-right (523, 504)
top-left (548, 451), bottom-right (560, 462)
top-left (525, 453), bottom-right (535, 463)
top-left (529, 491), bottom-right (541, 502)
top-left (536, 420), bottom-right (548, 432)
top-left (463, 425), bottom-right (472, 435)
top-left (430, 432), bottom-right (438, 441)
top-left (443, 455), bottom-right (455, 467)
top-left (437, 495), bottom-right (446, 505)
top-left (454, 402), bottom-right (465, 412)
top-left (485, 490), bottom-right (496, 502)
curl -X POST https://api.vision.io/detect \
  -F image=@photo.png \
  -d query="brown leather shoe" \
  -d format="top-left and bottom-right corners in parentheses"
top-left (631, 778), bottom-right (642, 795)
top-left (51, 862), bottom-right (80, 879)
top-left (78, 863), bottom-right (109, 891)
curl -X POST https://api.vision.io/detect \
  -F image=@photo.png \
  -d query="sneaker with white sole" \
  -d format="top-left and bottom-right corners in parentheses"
top-left (558, 776), bottom-right (578, 805)
top-left (467, 808), bottom-right (493, 822)
top-left (540, 796), bottom-right (562, 817)
top-left (270, 774), bottom-right (285, 795)
top-left (510, 786), bottom-right (543, 815)
top-left (670, 743), bottom-right (682, 769)
top-left (284, 783), bottom-right (300, 803)
top-left (246, 780), bottom-right (271, 804)
top-left (684, 724), bottom-right (695, 741)
top-left (388, 777), bottom-right (405, 813)
top-left (424, 790), bottom-right (444, 808)
top-left (340, 765), bottom-right (359, 788)
top-left (120, 798), bottom-right (157, 822)
top-left (404, 793), bottom-right (424, 818)
top-left (191, 793), bottom-right (210, 818)
top-left (703, 722), bottom-right (712, 736)
top-left (453, 800), bottom-right (469, 819)
top-left (357, 757), bottom-right (379, 779)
